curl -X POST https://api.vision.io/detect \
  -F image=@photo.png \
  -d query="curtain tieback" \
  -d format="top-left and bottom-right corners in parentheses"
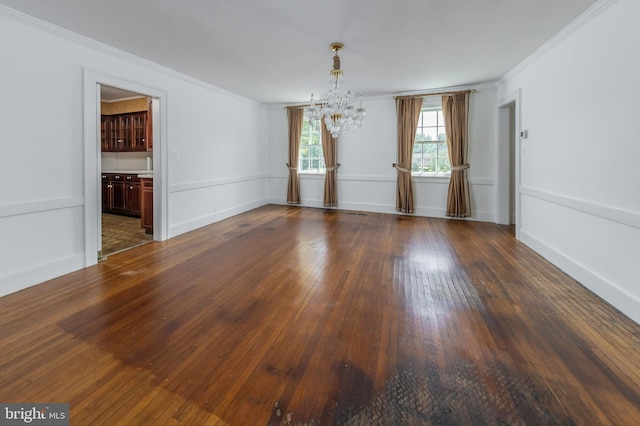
top-left (326, 163), bottom-right (341, 172)
top-left (451, 163), bottom-right (469, 172)
top-left (392, 163), bottom-right (411, 173)
top-left (286, 163), bottom-right (297, 171)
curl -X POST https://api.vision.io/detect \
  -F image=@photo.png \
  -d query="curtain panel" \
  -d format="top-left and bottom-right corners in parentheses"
top-left (286, 107), bottom-right (303, 204)
top-left (321, 120), bottom-right (339, 207)
top-left (393, 96), bottom-right (423, 213)
top-left (442, 93), bottom-right (471, 217)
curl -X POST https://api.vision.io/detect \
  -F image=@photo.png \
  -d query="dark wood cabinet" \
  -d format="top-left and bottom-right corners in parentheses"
top-left (146, 99), bottom-right (153, 150)
top-left (101, 112), bottom-right (150, 152)
top-left (102, 115), bottom-right (128, 151)
top-left (102, 173), bottom-right (141, 217)
top-left (140, 178), bottom-right (153, 234)
top-left (100, 118), bottom-right (110, 152)
top-left (132, 112), bottom-right (147, 151)
top-left (101, 175), bottom-right (114, 211)
top-left (111, 175), bottom-right (126, 212)
top-left (124, 175), bottom-right (141, 216)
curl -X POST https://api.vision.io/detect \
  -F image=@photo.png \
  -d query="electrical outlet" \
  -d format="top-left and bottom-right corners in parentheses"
top-left (170, 148), bottom-right (179, 157)
top-left (213, 204), bottom-right (219, 212)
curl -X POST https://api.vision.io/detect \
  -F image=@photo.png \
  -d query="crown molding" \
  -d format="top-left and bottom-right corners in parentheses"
top-left (275, 81), bottom-right (498, 109)
top-left (498, 0), bottom-right (619, 85)
top-left (0, 4), bottom-right (265, 108)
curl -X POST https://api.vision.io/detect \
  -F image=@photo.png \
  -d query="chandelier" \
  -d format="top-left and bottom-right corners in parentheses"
top-left (306, 43), bottom-right (366, 138)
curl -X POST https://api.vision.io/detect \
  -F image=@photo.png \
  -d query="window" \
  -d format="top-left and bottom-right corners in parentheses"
top-left (413, 106), bottom-right (450, 175)
top-left (299, 116), bottom-right (325, 173)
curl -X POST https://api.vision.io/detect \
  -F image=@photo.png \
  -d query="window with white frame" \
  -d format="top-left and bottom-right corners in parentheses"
top-left (299, 115), bottom-right (325, 173)
top-left (413, 103), bottom-right (450, 175)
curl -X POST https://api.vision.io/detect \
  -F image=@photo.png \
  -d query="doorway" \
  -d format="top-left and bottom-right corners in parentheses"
top-left (497, 90), bottom-right (521, 238)
top-left (83, 69), bottom-right (167, 269)
top-left (99, 85), bottom-right (153, 258)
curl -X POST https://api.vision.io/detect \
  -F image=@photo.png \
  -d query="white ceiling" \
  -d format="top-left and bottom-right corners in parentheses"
top-left (100, 86), bottom-right (147, 102)
top-left (1, 0), bottom-right (598, 104)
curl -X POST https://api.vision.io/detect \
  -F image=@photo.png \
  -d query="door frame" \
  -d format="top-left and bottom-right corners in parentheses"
top-left (83, 69), bottom-right (168, 266)
top-left (496, 89), bottom-right (521, 238)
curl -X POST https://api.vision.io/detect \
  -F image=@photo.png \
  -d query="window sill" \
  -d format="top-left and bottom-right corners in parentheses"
top-left (299, 172), bottom-right (326, 179)
top-left (412, 173), bottom-right (450, 177)
top-left (412, 174), bottom-right (451, 183)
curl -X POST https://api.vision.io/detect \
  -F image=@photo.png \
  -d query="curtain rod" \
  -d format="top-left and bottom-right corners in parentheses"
top-left (284, 89), bottom-right (475, 108)
top-left (394, 89), bottom-right (476, 99)
top-left (285, 104), bottom-right (311, 110)
top-left (284, 103), bottom-right (326, 110)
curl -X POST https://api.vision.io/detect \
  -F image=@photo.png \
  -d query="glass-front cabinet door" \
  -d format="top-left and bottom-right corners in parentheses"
top-left (101, 112), bottom-right (149, 152)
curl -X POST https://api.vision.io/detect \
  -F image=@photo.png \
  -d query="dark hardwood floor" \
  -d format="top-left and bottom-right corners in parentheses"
top-left (1, 205), bottom-right (639, 425)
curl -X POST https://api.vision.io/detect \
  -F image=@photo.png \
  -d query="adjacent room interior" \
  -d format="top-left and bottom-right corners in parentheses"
top-left (99, 85), bottom-right (154, 258)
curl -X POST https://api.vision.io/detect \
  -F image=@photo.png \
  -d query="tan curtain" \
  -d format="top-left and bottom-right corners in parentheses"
top-left (442, 92), bottom-right (471, 217)
top-left (286, 107), bottom-right (303, 204)
top-left (393, 96), bottom-right (423, 213)
top-left (321, 120), bottom-right (339, 206)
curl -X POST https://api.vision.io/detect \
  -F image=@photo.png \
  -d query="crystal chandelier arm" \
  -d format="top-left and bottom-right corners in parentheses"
top-left (308, 42), bottom-right (365, 139)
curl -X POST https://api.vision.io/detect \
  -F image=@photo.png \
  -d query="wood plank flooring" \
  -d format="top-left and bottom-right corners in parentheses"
top-left (1, 205), bottom-right (639, 425)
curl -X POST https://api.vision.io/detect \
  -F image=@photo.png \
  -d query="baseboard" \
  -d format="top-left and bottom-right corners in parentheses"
top-left (520, 229), bottom-right (640, 325)
top-left (267, 198), bottom-right (495, 222)
top-left (169, 198), bottom-right (270, 237)
top-left (0, 253), bottom-right (85, 298)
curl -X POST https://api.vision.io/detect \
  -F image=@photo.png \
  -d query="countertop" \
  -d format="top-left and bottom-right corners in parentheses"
top-left (102, 170), bottom-right (153, 178)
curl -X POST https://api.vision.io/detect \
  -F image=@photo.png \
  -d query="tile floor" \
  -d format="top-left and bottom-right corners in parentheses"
top-left (101, 213), bottom-right (153, 257)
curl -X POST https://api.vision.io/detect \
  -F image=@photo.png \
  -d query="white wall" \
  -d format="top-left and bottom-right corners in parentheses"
top-left (268, 85), bottom-right (498, 221)
top-left (0, 6), bottom-right (269, 297)
top-left (497, 0), bottom-right (640, 324)
top-left (102, 152), bottom-right (152, 172)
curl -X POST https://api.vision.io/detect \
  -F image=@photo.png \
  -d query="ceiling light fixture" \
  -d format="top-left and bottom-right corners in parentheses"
top-left (307, 43), bottom-right (366, 138)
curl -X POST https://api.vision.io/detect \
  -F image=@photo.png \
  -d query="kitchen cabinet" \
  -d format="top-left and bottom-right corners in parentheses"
top-left (101, 111), bottom-right (150, 152)
top-left (146, 99), bottom-right (153, 150)
top-left (100, 117), bottom-right (110, 152)
top-left (102, 173), bottom-right (140, 217)
top-left (101, 175), bottom-right (114, 211)
top-left (102, 115), bottom-right (131, 151)
top-left (112, 175), bottom-right (126, 212)
top-left (124, 175), bottom-right (141, 216)
top-left (140, 178), bottom-right (153, 234)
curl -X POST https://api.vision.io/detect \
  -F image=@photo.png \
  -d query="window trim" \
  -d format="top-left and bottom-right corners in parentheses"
top-left (299, 115), bottom-right (326, 175)
top-left (412, 101), bottom-right (450, 177)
